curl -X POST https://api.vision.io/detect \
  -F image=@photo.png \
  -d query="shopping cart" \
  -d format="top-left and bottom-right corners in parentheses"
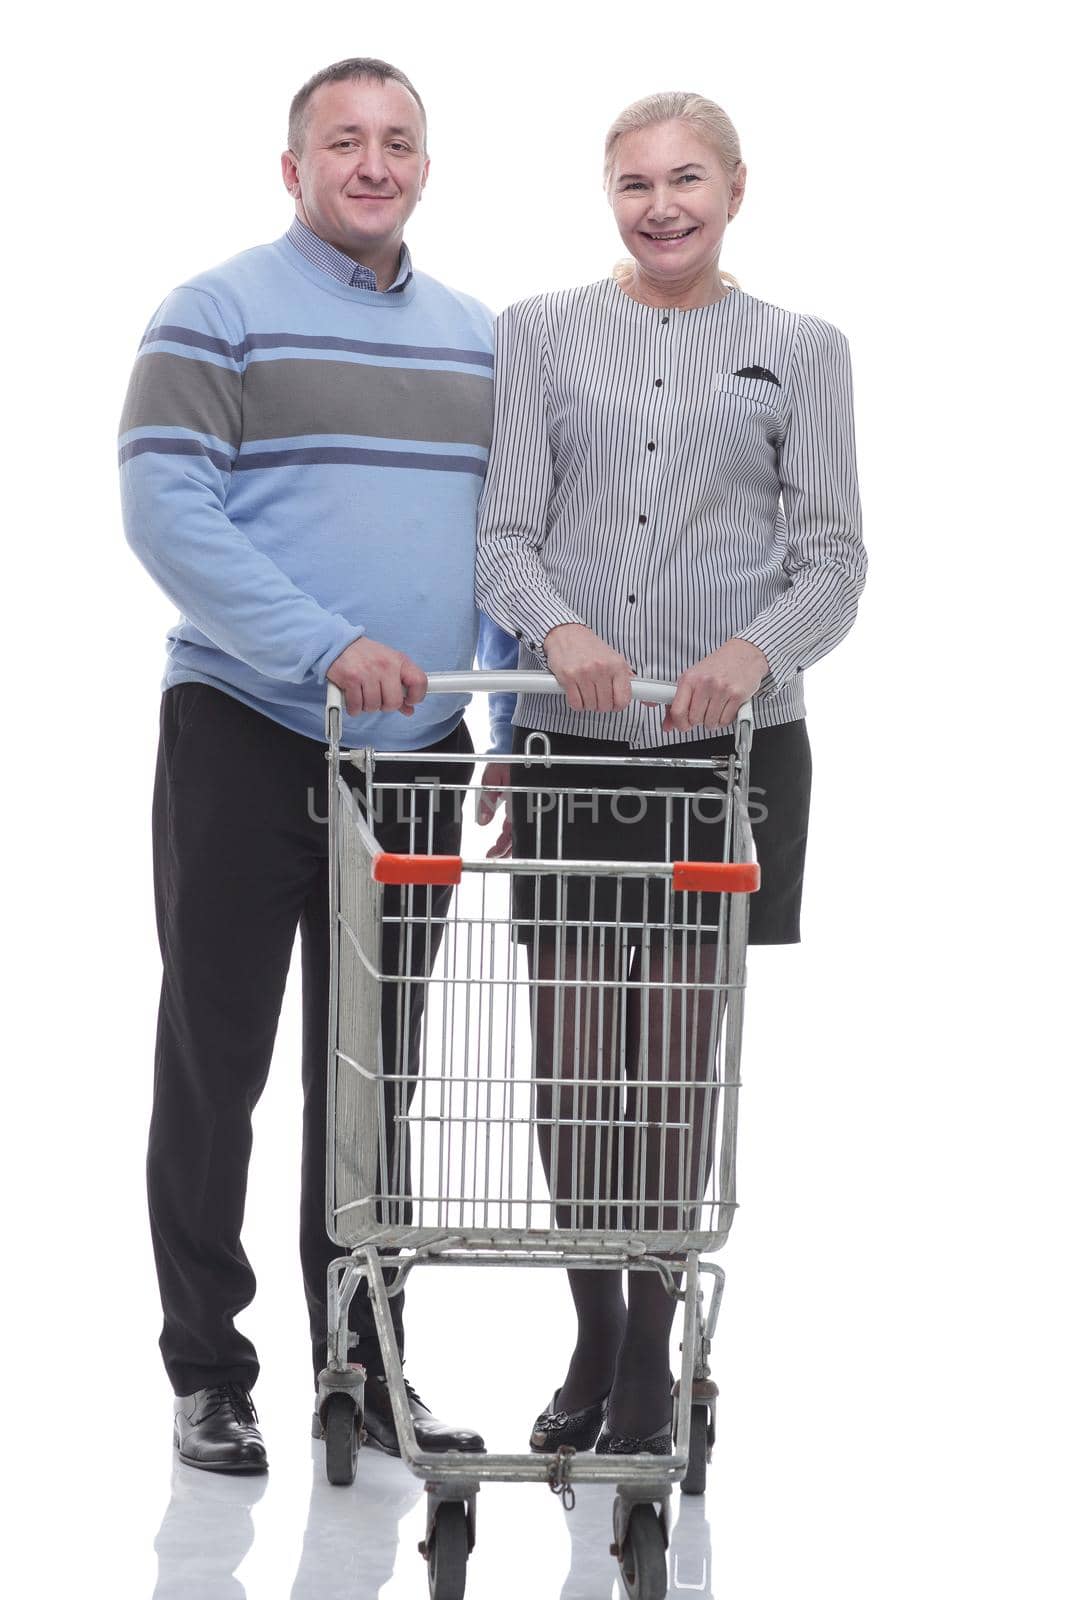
top-left (314, 672), bottom-right (759, 1600)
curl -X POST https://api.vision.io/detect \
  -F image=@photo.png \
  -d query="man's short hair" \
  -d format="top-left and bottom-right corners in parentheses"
top-left (288, 58), bottom-right (428, 155)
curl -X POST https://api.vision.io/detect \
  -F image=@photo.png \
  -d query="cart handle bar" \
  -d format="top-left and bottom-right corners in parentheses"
top-left (425, 670), bottom-right (681, 702)
top-left (325, 673), bottom-right (754, 735)
top-left (370, 852), bottom-right (759, 892)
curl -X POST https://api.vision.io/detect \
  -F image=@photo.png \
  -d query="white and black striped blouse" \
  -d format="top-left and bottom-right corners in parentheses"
top-left (474, 277), bottom-right (866, 748)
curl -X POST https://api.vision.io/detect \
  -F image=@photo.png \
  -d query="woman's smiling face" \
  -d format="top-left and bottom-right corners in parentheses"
top-left (609, 119), bottom-right (744, 285)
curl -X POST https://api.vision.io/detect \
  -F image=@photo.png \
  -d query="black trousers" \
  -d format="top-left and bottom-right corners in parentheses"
top-left (148, 683), bottom-right (473, 1395)
top-left (509, 720), bottom-right (812, 943)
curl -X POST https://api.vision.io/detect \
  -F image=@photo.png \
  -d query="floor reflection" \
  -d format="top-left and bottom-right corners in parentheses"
top-left (668, 1496), bottom-right (713, 1596)
top-left (290, 1444), bottom-right (421, 1599)
top-left (152, 1460), bottom-right (267, 1600)
top-left (150, 1443), bottom-right (712, 1600)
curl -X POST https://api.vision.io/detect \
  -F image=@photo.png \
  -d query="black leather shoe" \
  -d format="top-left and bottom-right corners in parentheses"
top-left (530, 1387), bottom-right (609, 1452)
top-left (173, 1383), bottom-right (268, 1473)
top-left (360, 1375), bottom-right (485, 1455)
top-left (595, 1420), bottom-right (673, 1456)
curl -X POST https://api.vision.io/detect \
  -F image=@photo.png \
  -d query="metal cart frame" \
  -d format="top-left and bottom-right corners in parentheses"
top-left (314, 672), bottom-right (758, 1600)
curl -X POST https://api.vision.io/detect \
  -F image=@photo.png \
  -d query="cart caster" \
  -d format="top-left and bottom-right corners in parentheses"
top-left (612, 1498), bottom-right (668, 1600)
top-left (322, 1395), bottom-right (360, 1486)
top-left (672, 1376), bottom-right (717, 1497)
top-left (421, 1500), bottom-right (472, 1600)
top-left (678, 1398), bottom-right (715, 1496)
top-left (315, 1364), bottom-right (364, 1488)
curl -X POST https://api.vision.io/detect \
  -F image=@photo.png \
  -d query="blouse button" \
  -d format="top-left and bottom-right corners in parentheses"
top-left (660, 315), bottom-right (669, 325)
top-left (647, 441), bottom-right (655, 452)
top-left (628, 594), bottom-right (636, 603)
top-left (638, 514), bottom-right (648, 524)
top-left (654, 378), bottom-right (663, 388)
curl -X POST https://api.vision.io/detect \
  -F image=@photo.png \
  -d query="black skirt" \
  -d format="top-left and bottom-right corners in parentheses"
top-left (508, 719), bottom-right (812, 945)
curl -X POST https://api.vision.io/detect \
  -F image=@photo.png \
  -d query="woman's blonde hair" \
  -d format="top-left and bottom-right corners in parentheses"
top-left (605, 91), bottom-right (743, 289)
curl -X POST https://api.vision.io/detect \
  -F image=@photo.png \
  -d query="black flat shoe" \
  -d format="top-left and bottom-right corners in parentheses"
top-left (530, 1387), bottom-right (610, 1453)
top-left (594, 1420), bottom-right (673, 1456)
top-left (173, 1383), bottom-right (268, 1473)
top-left (360, 1375), bottom-right (485, 1456)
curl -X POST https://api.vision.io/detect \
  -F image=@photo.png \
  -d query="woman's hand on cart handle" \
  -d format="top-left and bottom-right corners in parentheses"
top-left (543, 624), bottom-right (635, 714)
top-left (477, 761), bottom-right (513, 859)
top-left (664, 639), bottom-right (769, 734)
top-left (326, 637), bottom-right (428, 717)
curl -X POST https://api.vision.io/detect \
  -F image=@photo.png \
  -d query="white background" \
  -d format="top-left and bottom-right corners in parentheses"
top-left (4, 2), bottom-right (1063, 1596)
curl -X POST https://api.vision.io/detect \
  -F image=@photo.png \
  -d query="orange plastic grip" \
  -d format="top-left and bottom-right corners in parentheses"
top-left (372, 853), bottom-right (463, 886)
top-left (672, 861), bottom-right (761, 894)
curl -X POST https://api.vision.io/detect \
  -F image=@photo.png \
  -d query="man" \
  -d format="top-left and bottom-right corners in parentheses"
top-left (120, 57), bottom-right (516, 1473)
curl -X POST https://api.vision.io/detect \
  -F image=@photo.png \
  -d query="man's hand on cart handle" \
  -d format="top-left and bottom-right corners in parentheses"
top-left (477, 761), bottom-right (513, 859)
top-left (665, 639), bottom-right (769, 734)
top-left (327, 638), bottom-right (428, 717)
top-left (543, 624), bottom-right (635, 714)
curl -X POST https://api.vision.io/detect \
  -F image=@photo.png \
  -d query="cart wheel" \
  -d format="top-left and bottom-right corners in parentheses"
top-left (680, 1403), bottom-right (711, 1496)
top-left (427, 1502), bottom-right (468, 1600)
top-left (323, 1395), bottom-right (360, 1487)
top-left (617, 1503), bottom-right (667, 1600)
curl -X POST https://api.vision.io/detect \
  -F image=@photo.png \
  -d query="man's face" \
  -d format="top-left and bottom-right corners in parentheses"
top-left (282, 77), bottom-right (429, 268)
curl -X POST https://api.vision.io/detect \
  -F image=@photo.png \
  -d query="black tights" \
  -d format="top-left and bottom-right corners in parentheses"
top-left (531, 933), bottom-right (723, 1436)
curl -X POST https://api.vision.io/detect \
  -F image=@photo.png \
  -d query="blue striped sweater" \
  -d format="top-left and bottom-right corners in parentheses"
top-left (119, 231), bottom-right (517, 750)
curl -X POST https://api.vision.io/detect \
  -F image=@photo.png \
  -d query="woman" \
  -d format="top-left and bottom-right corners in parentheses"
top-left (475, 92), bottom-right (866, 1453)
